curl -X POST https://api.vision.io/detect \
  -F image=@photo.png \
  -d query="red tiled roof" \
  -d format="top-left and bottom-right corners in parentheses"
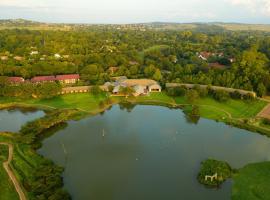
top-left (31, 76), bottom-right (56, 82)
top-left (209, 63), bottom-right (227, 69)
top-left (55, 74), bottom-right (80, 80)
top-left (7, 77), bottom-right (24, 83)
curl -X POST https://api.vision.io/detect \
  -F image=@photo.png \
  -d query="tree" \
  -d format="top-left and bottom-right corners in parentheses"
top-left (257, 83), bottom-right (266, 97)
top-left (153, 69), bottom-right (162, 81)
top-left (90, 85), bottom-right (103, 96)
top-left (120, 86), bottom-right (134, 97)
top-left (186, 90), bottom-right (199, 103)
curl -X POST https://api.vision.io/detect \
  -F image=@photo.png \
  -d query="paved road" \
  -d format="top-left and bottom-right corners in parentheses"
top-left (0, 143), bottom-right (27, 200)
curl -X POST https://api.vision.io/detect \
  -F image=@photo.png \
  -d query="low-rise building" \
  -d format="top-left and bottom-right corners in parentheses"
top-left (56, 74), bottom-right (80, 84)
top-left (106, 78), bottom-right (162, 96)
top-left (7, 77), bottom-right (25, 84)
top-left (31, 76), bottom-right (56, 83)
top-left (0, 56), bottom-right (8, 61)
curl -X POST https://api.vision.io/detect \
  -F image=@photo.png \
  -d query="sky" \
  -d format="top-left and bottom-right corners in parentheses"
top-left (0, 0), bottom-right (270, 24)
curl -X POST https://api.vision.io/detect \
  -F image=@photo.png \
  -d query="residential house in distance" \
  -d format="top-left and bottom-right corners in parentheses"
top-left (56, 74), bottom-right (80, 84)
top-left (31, 76), bottom-right (56, 83)
top-left (7, 77), bottom-right (25, 84)
top-left (108, 67), bottom-right (119, 75)
top-left (198, 51), bottom-right (223, 61)
top-left (0, 56), bottom-right (8, 61)
top-left (30, 51), bottom-right (39, 56)
top-left (14, 56), bottom-right (24, 61)
top-left (105, 77), bottom-right (162, 96)
top-left (54, 54), bottom-right (61, 59)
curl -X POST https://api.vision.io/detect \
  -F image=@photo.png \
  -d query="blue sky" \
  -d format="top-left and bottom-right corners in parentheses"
top-left (0, 0), bottom-right (270, 24)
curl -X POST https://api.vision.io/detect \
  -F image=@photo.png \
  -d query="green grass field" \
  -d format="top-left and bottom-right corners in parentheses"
top-left (0, 93), bottom-right (109, 113)
top-left (232, 162), bottom-right (270, 200)
top-left (0, 92), bottom-right (267, 121)
top-left (0, 144), bottom-right (19, 200)
top-left (174, 96), bottom-right (267, 119)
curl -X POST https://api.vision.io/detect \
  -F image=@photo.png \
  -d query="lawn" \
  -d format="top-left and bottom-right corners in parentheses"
top-left (0, 92), bottom-right (267, 120)
top-left (232, 162), bottom-right (270, 200)
top-left (0, 93), bottom-right (109, 113)
top-left (0, 144), bottom-right (19, 200)
top-left (136, 92), bottom-right (175, 104)
top-left (174, 96), bottom-right (267, 119)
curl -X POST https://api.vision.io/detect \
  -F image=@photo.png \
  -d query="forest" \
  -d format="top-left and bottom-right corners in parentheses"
top-left (0, 26), bottom-right (270, 96)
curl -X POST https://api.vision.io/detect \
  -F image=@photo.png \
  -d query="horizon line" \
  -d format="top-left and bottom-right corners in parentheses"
top-left (1, 18), bottom-right (270, 26)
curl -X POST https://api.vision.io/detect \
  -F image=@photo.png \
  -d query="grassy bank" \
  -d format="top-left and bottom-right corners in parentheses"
top-left (0, 140), bottom-right (19, 200)
top-left (0, 92), bottom-right (266, 121)
top-left (232, 162), bottom-right (270, 200)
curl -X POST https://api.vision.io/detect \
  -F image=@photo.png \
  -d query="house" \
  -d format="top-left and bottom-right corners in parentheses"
top-left (107, 78), bottom-right (162, 96)
top-left (209, 63), bottom-right (227, 70)
top-left (30, 51), bottom-right (39, 56)
top-left (31, 76), bottom-right (56, 83)
top-left (148, 83), bottom-right (162, 92)
top-left (198, 52), bottom-right (212, 61)
top-left (7, 77), bottom-right (25, 84)
top-left (14, 56), bottom-right (24, 61)
top-left (56, 74), bottom-right (80, 84)
top-left (54, 54), bottom-right (61, 59)
top-left (108, 67), bottom-right (119, 75)
top-left (0, 56), bottom-right (8, 61)
top-left (133, 85), bottom-right (148, 96)
top-left (129, 61), bottom-right (139, 65)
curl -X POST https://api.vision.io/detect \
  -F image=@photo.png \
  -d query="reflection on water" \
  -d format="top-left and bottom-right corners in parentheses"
top-left (0, 108), bottom-right (45, 132)
top-left (39, 105), bottom-right (270, 200)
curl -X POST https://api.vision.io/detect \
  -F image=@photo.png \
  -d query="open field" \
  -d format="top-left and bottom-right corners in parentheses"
top-left (232, 162), bottom-right (270, 200)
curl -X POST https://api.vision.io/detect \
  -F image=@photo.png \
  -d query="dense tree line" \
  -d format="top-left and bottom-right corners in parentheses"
top-left (0, 28), bottom-right (270, 94)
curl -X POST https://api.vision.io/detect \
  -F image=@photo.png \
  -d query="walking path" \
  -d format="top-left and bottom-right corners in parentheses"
top-left (0, 143), bottom-right (27, 200)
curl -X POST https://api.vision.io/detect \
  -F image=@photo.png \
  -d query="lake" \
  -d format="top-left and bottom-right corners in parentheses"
top-left (0, 108), bottom-right (45, 132)
top-left (38, 105), bottom-right (270, 200)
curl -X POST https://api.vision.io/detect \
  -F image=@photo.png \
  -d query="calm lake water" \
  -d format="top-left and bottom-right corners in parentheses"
top-left (0, 108), bottom-right (45, 132)
top-left (38, 105), bottom-right (270, 200)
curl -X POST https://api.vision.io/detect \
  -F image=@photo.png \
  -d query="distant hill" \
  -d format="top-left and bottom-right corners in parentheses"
top-left (1, 19), bottom-right (270, 32)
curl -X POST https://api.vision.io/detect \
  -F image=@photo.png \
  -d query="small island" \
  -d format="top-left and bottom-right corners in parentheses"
top-left (198, 159), bottom-right (233, 187)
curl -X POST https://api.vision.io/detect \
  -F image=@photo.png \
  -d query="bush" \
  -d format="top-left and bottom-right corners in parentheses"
top-left (198, 159), bottom-right (232, 187)
top-left (167, 86), bottom-right (186, 97)
top-left (213, 90), bottom-right (230, 102)
top-left (230, 91), bottom-right (242, 99)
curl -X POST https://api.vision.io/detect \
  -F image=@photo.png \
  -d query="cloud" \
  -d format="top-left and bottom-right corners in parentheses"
top-left (227, 0), bottom-right (270, 16)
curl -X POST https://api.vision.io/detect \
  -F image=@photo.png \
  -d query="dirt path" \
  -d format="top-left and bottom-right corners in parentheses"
top-left (0, 143), bottom-right (27, 200)
top-left (257, 104), bottom-right (270, 119)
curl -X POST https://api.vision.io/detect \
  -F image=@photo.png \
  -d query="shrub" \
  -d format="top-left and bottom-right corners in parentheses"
top-left (230, 91), bottom-right (242, 99)
top-left (213, 90), bottom-right (230, 102)
top-left (167, 86), bottom-right (186, 97)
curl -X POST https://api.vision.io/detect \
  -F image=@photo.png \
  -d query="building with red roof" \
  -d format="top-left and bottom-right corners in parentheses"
top-left (55, 74), bottom-right (80, 84)
top-left (31, 76), bottom-right (56, 83)
top-left (7, 77), bottom-right (25, 84)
